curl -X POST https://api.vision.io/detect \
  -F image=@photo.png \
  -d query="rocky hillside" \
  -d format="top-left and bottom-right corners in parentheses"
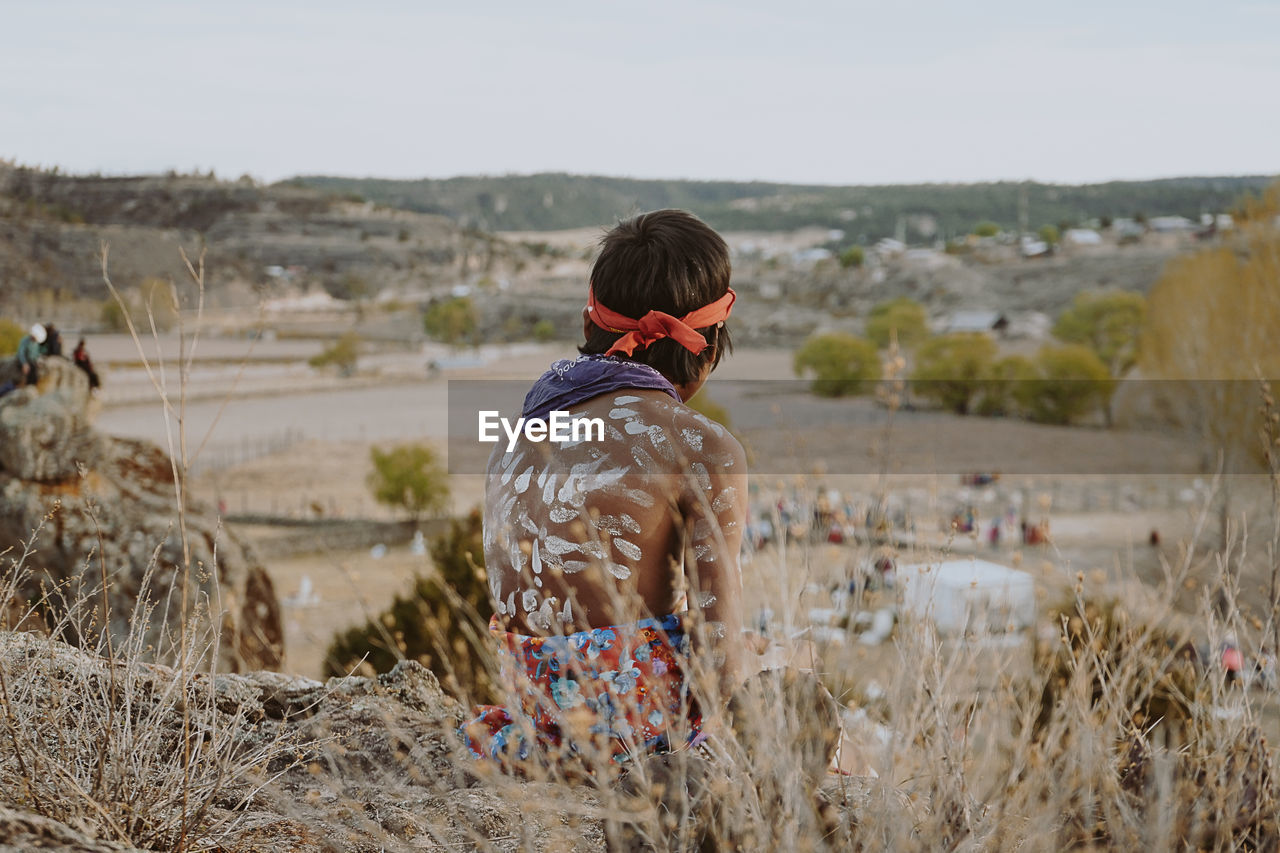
top-left (0, 355), bottom-right (281, 671)
top-left (0, 163), bottom-right (524, 315)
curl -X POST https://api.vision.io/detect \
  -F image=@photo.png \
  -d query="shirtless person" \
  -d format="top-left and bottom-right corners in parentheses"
top-left (465, 209), bottom-right (747, 763)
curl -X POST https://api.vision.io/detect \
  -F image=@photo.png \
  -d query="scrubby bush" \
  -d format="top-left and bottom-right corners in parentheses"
top-left (424, 296), bottom-right (478, 345)
top-left (972, 221), bottom-right (1001, 238)
top-left (1038, 223), bottom-right (1060, 246)
top-left (910, 332), bottom-right (997, 414)
top-left (532, 318), bottom-right (557, 342)
top-left (838, 245), bottom-right (865, 269)
top-left (367, 442), bottom-right (450, 523)
top-left (1015, 344), bottom-right (1114, 424)
top-left (0, 318), bottom-right (23, 356)
top-left (974, 354), bottom-right (1036, 416)
top-left (687, 389), bottom-right (732, 431)
top-left (324, 509), bottom-right (493, 700)
top-left (793, 333), bottom-right (880, 397)
top-left (865, 297), bottom-right (928, 350)
top-left (308, 331), bottom-right (360, 376)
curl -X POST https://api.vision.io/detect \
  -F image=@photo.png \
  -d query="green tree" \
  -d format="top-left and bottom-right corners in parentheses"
top-left (368, 443), bottom-right (450, 523)
top-left (910, 333), bottom-right (997, 414)
top-left (0, 319), bottom-right (23, 356)
top-left (1015, 344), bottom-right (1114, 425)
top-left (308, 331), bottom-right (360, 377)
top-left (838, 245), bottom-right (865, 269)
top-left (1052, 290), bottom-right (1146, 376)
top-left (865, 297), bottom-right (929, 350)
top-left (793, 333), bottom-right (881, 397)
top-left (424, 296), bottom-right (478, 345)
top-left (1038, 224), bottom-right (1060, 246)
top-left (973, 221), bottom-right (1001, 238)
top-left (974, 354), bottom-right (1036, 416)
top-left (324, 509), bottom-right (494, 700)
top-left (532, 319), bottom-right (556, 342)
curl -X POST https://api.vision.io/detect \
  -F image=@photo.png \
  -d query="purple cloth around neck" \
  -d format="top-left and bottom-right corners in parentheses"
top-left (521, 354), bottom-right (679, 420)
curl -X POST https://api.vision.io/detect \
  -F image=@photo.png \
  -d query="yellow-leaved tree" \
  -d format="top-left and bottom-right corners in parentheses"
top-left (1140, 196), bottom-right (1280, 546)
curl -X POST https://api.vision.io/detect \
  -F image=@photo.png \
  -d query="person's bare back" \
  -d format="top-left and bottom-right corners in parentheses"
top-left (485, 382), bottom-right (746, 646)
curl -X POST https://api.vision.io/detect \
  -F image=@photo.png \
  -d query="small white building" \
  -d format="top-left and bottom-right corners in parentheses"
top-left (945, 310), bottom-right (1009, 335)
top-left (1064, 228), bottom-right (1102, 246)
top-left (896, 559), bottom-right (1035, 635)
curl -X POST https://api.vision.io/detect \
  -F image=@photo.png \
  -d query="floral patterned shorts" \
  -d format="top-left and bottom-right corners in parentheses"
top-left (461, 613), bottom-right (703, 764)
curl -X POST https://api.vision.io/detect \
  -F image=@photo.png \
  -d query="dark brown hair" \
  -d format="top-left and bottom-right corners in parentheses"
top-left (580, 209), bottom-right (733, 386)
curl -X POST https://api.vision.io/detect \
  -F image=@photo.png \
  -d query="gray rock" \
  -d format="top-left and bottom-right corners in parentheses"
top-left (0, 357), bottom-right (282, 671)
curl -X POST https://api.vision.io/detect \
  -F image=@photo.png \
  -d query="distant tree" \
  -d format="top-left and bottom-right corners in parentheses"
top-left (1014, 345), bottom-right (1114, 425)
top-left (1140, 227), bottom-right (1280, 472)
top-left (1099, 215), bottom-right (1113, 229)
top-left (793, 333), bottom-right (880, 397)
top-left (1038, 224), bottom-right (1060, 246)
top-left (1233, 179), bottom-right (1280, 224)
top-left (686, 389), bottom-right (733, 432)
top-left (324, 509), bottom-right (493, 700)
top-left (838, 245), bottom-right (865, 269)
top-left (0, 319), bottom-right (24, 356)
top-left (865, 297), bottom-right (929, 350)
top-left (367, 443), bottom-right (451, 524)
top-left (1052, 290), bottom-right (1146, 377)
top-left (974, 354), bottom-right (1036, 416)
top-left (532, 319), bottom-right (556, 342)
top-left (308, 331), bottom-right (360, 377)
top-left (424, 296), bottom-right (478, 345)
top-left (910, 333), bottom-right (997, 414)
top-left (973, 221), bottom-right (1001, 238)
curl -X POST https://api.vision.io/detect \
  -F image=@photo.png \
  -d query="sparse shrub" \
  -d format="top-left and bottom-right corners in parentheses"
top-left (1015, 343), bottom-right (1114, 424)
top-left (910, 332), bottom-right (997, 413)
top-left (865, 297), bottom-right (928, 350)
top-left (686, 389), bottom-right (732, 431)
top-left (838, 245), bottom-right (865, 268)
top-left (367, 442), bottom-right (450, 523)
top-left (793, 333), bottom-right (880, 397)
top-left (308, 331), bottom-right (360, 376)
top-left (1038, 223), bottom-right (1060, 246)
top-left (324, 509), bottom-right (493, 700)
top-left (972, 221), bottom-right (1001, 238)
top-left (532, 318), bottom-right (556, 342)
top-left (0, 318), bottom-right (23, 356)
top-left (139, 277), bottom-right (179, 331)
top-left (424, 296), bottom-right (478, 346)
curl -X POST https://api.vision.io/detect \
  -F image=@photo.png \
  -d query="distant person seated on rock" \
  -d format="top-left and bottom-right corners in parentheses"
top-left (463, 209), bottom-right (749, 768)
top-left (41, 323), bottom-right (62, 357)
top-left (16, 324), bottom-right (46, 387)
top-left (72, 338), bottom-right (100, 390)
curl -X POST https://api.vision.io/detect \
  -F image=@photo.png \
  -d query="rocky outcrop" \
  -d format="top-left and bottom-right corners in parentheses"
top-left (0, 356), bottom-right (282, 671)
top-left (0, 630), bottom-right (605, 852)
top-left (0, 354), bottom-right (102, 481)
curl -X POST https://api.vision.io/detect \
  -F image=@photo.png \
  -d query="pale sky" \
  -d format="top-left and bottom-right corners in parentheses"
top-left (3, 0), bottom-right (1278, 185)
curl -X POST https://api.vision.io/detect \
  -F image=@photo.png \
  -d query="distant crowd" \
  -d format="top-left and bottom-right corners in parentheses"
top-left (2, 323), bottom-right (99, 398)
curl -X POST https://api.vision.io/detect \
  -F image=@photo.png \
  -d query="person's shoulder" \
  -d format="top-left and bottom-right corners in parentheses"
top-left (670, 404), bottom-right (746, 469)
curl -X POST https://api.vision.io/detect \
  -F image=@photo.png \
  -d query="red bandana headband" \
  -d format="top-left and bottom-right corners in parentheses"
top-left (587, 287), bottom-right (736, 357)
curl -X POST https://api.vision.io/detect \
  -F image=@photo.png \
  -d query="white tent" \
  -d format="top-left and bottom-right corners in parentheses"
top-left (897, 559), bottom-right (1035, 635)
